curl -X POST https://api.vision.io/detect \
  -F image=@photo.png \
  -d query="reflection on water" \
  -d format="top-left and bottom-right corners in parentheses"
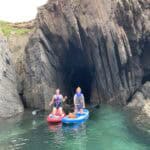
top-left (0, 105), bottom-right (149, 150)
top-left (62, 123), bottom-right (87, 150)
top-left (47, 122), bottom-right (87, 150)
top-left (48, 123), bottom-right (62, 132)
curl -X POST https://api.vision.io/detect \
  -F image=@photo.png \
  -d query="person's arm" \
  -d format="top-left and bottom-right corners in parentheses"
top-left (73, 95), bottom-right (76, 106)
top-left (82, 94), bottom-right (85, 108)
top-left (49, 96), bottom-right (54, 106)
top-left (63, 96), bottom-right (67, 102)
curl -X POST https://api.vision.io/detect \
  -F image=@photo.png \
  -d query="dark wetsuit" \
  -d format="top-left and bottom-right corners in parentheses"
top-left (53, 94), bottom-right (63, 109)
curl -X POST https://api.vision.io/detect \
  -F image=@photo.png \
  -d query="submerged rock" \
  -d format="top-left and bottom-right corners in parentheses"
top-left (0, 35), bottom-right (24, 118)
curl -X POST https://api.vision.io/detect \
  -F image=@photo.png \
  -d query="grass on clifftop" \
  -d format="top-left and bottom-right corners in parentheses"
top-left (0, 20), bottom-right (32, 37)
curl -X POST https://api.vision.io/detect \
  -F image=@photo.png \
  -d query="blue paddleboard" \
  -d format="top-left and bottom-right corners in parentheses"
top-left (62, 109), bottom-right (89, 124)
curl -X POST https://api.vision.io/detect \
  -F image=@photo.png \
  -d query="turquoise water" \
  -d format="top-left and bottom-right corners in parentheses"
top-left (0, 105), bottom-right (149, 150)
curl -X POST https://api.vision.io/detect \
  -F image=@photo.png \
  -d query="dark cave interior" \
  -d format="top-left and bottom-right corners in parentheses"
top-left (63, 42), bottom-right (94, 104)
top-left (141, 40), bottom-right (150, 84)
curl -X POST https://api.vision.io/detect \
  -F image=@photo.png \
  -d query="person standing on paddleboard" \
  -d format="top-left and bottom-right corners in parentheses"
top-left (49, 89), bottom-right (67, 115)
top-left (74, 87), bottom-right (85, 114)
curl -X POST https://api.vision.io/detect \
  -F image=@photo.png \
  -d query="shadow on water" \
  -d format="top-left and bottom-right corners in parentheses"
top-left (0, 105), bottom-right (150, 150)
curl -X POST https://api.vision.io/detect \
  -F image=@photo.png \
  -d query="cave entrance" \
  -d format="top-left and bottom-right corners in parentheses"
top-left (141, 39), bottom-right (150, 84)
top-left (66, 66), bottom-right (93, 104)
top-left (63, 42), bottom-right (94, 104)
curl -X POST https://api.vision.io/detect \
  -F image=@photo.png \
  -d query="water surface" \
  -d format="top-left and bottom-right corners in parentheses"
top-left (0, 105), bottom-right (149, 150)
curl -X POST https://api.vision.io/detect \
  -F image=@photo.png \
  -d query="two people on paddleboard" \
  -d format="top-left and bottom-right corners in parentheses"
top-left (49, 87), bottom-right (85, 115)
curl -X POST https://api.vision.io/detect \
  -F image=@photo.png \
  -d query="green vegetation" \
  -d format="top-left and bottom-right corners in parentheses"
top-left (0, 20), bottom-right (31, 37)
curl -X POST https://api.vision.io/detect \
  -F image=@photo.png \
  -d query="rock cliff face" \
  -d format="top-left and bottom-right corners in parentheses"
top-left (7, 33), bottom-right (33, 107)
top-left (24, 0), bottom-right (150, 109)
top-left (0, 36), bottom-right (24, 118)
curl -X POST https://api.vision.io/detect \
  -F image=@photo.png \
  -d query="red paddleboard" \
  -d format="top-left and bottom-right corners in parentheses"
top-left (47, 110), bottom-right (65, 123)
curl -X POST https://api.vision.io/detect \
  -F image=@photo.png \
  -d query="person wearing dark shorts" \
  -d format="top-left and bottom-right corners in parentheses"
top-left (49, 89), bottom-right (67, 115)
top-left (74, 87), bottom-right (85, 114)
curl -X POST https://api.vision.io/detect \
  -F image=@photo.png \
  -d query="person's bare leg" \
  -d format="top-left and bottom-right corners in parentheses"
top-left (52, 107), bottom-right (57, 115)
top-left (80, 109), bottom-right (84, 114)
top-left (75, 109), bottom-right (77, 114)
top-left (59, 107), bottom-right (63, 115)
top-left (74, 106), bottom-right (78, 114)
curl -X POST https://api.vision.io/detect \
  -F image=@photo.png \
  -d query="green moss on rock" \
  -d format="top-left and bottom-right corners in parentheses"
top-left (0, 20), bottom-right (32, 37)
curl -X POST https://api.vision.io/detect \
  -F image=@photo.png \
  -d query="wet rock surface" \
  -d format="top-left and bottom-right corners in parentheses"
top-left (23, 0), bottom-right (149, 109)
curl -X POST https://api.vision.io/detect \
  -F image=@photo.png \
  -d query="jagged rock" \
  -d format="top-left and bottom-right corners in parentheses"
top-left (127, 81), bottom-right (150, 108)
top-left (0, 35), bottom-right (24, 118)
top-left (127, 82), bottom-right (150, 132)
top-left (135, 102), bottom-right (150, 132)
top-left (141, 101), bottom-right (150, 118)
top-left (23, 0), bottom-right (149, 109)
